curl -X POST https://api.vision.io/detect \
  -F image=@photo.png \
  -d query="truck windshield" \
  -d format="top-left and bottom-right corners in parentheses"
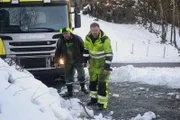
top-left (0, 5), bottom-right (69, 33)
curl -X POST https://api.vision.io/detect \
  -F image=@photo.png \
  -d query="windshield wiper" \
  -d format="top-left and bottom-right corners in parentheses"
top-left (28, 27), bottom-right (57, 32)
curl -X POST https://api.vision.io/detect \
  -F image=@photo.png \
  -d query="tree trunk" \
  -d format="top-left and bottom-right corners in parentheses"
top-left (149, 4), bottom-right (153, 32)
top-left (177, 1), bottom-right (180, 37)
top-left (172, 0), bottom-right (177, 47)
top-left (170, 24), bottom-right (173, 44)
top-left (74, 0), bottom-right (80, 8)
top-left (158, 0), bottom-right (167, 43)
top-left (142, 1), bottom-right (148, 26)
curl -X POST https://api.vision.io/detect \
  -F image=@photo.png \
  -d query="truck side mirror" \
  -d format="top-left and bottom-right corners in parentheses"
top-left (74, 13), bottom-right (81, 28)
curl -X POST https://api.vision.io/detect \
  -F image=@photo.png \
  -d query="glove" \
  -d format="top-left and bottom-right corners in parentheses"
top-left (83, 63), bottom-right (87, 67)
top-left (102, 69), bottom-right (109, 75)
top-left (54, 63), bottom-right (59, 68)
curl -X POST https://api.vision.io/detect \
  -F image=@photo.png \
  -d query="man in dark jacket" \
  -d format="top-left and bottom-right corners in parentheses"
top-left (54, 27), bottom-right (88, 97)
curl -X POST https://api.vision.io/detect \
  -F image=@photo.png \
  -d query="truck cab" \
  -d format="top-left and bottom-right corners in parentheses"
top-left (0, 0), bottom-right (81, 79)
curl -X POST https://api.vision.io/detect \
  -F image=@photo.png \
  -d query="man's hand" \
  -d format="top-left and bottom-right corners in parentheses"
top-left (54, 63), bottom-right (59, 68)
top-left (102, 69), bottom-right (109, 75)
top-left (83, 63), bottom-right (87, 67)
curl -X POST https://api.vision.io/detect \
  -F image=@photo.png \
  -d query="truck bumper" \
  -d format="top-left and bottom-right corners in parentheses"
top-left (27, 67), bottom-right (65, 78)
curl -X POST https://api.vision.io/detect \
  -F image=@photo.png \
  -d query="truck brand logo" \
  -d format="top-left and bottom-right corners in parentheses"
top-left (47, 41), bottom-right (50, 45)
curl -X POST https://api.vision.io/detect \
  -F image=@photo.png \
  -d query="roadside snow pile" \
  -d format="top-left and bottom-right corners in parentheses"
top-left (131, 111), bottom-right (156, 120)
top-left (0, 58), bottom-right (107, 120)
top-left (110, 65), bottom-right (180, 88)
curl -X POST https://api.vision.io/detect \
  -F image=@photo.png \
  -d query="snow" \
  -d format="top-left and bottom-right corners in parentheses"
top-left (74, 13), bottom-right (180, 63)
top-left (130, 111), bottom-right (156, 120)
top-left (0, 59), bottom-right (95, 120)
top-left (112, 94), bottom-right (120, 97)
top-left (110, 66), bottom-right (180, 88)
top-left (1, 12), bottom-right (180, 120)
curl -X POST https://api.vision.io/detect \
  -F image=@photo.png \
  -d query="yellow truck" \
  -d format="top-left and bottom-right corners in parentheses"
top-left (0, 0), bottom-right (81, 79)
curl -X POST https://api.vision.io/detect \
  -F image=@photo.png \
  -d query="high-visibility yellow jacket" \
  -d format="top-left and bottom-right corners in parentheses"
top-left (0, 38), bottom-right (6, 55)
top-left (83, 30), bottom-right (113, 70)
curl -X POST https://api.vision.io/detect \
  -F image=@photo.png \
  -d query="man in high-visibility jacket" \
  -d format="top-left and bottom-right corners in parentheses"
top-left (83, 22), bottom-right (113, 110)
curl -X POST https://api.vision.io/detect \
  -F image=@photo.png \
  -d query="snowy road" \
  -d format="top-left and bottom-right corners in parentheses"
top-left (52, 81), bottom-right (180, 120)
top-left (106, 82), bottom-right (180, 120)
top-left (111, 62), bottom-right (180, 68)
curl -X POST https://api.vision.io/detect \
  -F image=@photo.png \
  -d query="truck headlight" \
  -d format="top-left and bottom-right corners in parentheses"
top-left (59, 58), bottom-right (64, 65)
top-left (0, 38), bottom-right (6, 55)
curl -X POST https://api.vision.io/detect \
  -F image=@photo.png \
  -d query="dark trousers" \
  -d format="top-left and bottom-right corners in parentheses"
top-left (65, 62), bottom-right (85, 85)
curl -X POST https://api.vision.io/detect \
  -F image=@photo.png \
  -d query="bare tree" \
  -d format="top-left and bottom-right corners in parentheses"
top-left (171, 0), bottom-right (178, 47)
top-left (177, 0), bottom-right (180, 36)
top-left (158, 0), bottom-right (167, 43)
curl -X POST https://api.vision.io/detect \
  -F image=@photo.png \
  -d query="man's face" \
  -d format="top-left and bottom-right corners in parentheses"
top-left (63, 32), bottom-right (71, 40)
top-left (90, 26), bottom-right (100, 38)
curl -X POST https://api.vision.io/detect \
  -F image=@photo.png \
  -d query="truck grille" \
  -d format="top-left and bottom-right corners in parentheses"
top-left (9, 41), bottom-right (57, 53)
top-left (9, 41), bottom-right (56, 46)
top-left (7, 39), bottom-right (57, 68)
top-left (16, 53), bottom-right (50, 56)
top-left (10, 47), bottom-right (55, 52)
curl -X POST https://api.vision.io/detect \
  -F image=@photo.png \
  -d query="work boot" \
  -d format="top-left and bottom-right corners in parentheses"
top-left (80, 83), bottom-right (89, 94)
top-left (62, 85), bottom-right (73, 98)
top-left (97, 103), bottom-right (106, 110)
top-left (87, 98), bottom-right (97, 106)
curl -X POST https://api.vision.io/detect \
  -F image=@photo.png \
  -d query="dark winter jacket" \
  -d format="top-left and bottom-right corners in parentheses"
top-left (54, 33), bottom-right (84, 64)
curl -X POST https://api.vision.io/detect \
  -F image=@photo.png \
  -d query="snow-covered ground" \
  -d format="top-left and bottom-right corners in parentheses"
top-left (1, 13), bottom-right (180, 120)
top-left (74, 14), bottom-right (180, 63)
top-left (0, 59), bottom-right (160, 120)
top-left (111, 66), bottom-right (180, 88)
